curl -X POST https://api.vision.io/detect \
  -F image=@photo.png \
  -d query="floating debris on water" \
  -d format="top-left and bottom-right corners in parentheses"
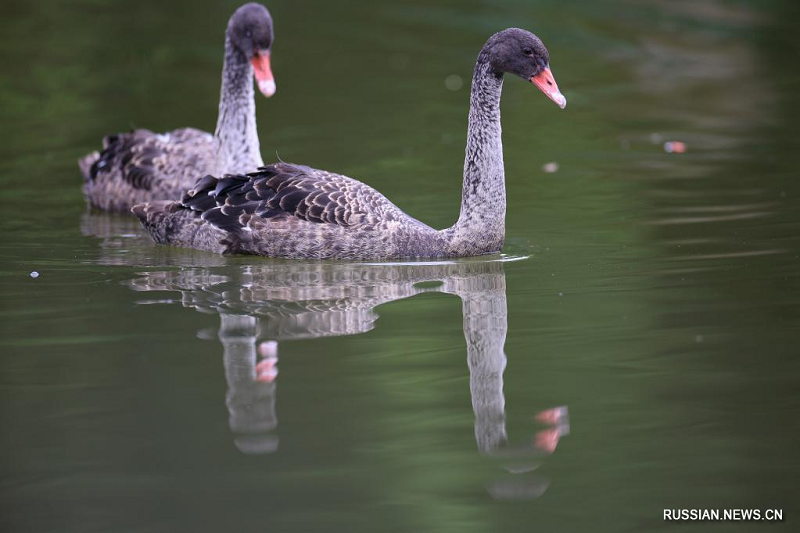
top-left (542, 162), bottom-right (559, 173)
top-left (444, 74), bottom-right (463, 91)
top-left (664, 141), bottom-right (687, 153)
top-left (29, 271), bottom-right (39, 278)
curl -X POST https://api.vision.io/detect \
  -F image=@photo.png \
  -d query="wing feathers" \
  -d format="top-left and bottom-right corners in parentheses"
top-left (86, 128), bottom-right (213, 192)
top-left (177, 162), bottom-right (396, 235)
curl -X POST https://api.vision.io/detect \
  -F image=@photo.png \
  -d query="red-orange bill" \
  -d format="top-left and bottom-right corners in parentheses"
top-left (531, 67), bottom-right (566, 109)
top-left (251, 51), bottom-right (275, 97)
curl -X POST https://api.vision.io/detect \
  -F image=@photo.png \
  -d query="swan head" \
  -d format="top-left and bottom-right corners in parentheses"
top-left (484, 28), bottom-right (566, 109)
top-left (228, 3), bottom-right (276, 97)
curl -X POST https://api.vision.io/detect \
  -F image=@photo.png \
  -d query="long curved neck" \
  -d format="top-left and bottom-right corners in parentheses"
top-left (214, 36), bottom-right (264, 174)
top-left (444, 57), bottom-right (506, 256)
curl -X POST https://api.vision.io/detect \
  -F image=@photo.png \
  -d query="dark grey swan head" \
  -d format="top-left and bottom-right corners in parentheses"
top-left (227, 3), bottom-right (275, 97)
top-left (481, 28), bottom-right (566, 109)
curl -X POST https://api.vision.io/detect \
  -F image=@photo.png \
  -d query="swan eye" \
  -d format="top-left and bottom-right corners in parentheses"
top-left (523, 47), bottom-right (533, 56)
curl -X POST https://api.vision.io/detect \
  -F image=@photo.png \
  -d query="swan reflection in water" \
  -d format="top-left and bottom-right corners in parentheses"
top-left (120, 247), bottom-right (568, 498)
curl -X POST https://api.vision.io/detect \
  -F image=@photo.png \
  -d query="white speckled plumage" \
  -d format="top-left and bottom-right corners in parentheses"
top-left (79, 3), bottom-right (274, 212)
top-left (134, 28), bottom-right (566, 259)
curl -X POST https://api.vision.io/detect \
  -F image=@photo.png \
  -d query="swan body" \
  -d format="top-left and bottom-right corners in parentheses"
top-left (134, 28), bottom-right (567, 259)
top-left (79, 3), bottom-right (275, 212)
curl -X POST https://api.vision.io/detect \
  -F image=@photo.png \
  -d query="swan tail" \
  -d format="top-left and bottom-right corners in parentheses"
top-left (133, 200), bottom-right (232, 254)
top-left (219, 216), bottom-right (256, 255)
top-left (132, 201), bottom-right (184, 245)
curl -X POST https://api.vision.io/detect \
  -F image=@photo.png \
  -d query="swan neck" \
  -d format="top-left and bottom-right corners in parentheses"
top-left (445, 58), bottom-right (505, 255)
top-left (215, 36), bottom-right (263, 174)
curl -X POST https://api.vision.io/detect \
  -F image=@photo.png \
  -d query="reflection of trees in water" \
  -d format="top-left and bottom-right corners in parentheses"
top-left (126, 259), bottom-right (569, 499)
top-left (583, 4), bottom-right (798, 500)
top-left (606, 2), bottom-right (799, 360)
top-left (603, 1), bottom-right (789, 268)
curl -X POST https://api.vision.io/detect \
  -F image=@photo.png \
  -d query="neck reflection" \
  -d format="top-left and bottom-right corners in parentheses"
top-left (126, 259), bottom-right (568, 499)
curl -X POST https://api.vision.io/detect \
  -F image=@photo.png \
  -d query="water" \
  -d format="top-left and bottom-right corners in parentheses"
top-left (1, 0), bottom-right (799, 531)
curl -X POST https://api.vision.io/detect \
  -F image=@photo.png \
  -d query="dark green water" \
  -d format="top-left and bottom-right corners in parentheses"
top-left (1, 0), bottom-right (799, 531)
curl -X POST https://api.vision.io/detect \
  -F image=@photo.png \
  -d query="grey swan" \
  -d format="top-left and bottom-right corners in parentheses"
top-left (133, 28), bottom-right (567, 260)
top-left (78, 3), bottom-right (276, 212)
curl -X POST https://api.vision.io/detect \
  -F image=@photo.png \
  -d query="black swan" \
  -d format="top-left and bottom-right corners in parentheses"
top-left (79, 2), bottom-right (275, 212)
top-left (133, 28), bottom-right (566, 259)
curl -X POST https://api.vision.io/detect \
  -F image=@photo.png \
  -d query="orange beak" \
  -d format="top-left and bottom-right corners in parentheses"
top-left (251, 51), bottom-right (275, 97)
top-left (531, 67), bottom-right (566, 109)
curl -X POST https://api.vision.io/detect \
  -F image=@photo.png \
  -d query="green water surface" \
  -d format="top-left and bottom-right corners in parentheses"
top-left (1, 0), bottom-right (799, 531)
